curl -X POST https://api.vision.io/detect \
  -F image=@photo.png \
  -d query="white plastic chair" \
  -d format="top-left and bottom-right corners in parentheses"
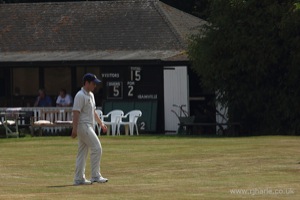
top-left (95, 109), bottom-right (104, 136)
top-left (118, 110), bottom-right (142, 136)
top-left (102, 110), bottom-right (124, 136)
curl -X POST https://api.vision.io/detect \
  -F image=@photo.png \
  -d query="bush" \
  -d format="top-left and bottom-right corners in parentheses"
top-left (188, 0), bottom-right (300, 135)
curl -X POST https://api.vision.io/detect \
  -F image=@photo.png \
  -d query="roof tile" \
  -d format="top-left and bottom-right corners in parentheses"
top-left (0, 0), bottom-right (205, 61)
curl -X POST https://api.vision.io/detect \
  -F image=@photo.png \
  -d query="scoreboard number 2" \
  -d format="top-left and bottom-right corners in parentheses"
top-left (128, 85), bottom-right (134, 97)
top-left (140, 122), bottom-right (146, 130)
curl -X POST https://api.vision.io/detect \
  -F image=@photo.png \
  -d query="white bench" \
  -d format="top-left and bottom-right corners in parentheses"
top-left (31, 109), bottom-right (73, 136)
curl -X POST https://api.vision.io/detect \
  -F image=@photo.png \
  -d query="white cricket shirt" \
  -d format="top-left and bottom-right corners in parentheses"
top-left (72, 87), bottom-right (96, 126)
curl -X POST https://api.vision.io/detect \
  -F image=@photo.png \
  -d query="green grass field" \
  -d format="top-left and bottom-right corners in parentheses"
top-left (0, 135), bottom-right (299, 200)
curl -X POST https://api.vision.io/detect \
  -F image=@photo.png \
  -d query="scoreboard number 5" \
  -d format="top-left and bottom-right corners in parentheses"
top-left (107, 81), bottom-right (123, 99)
top-left (113, 85), bottom-right (120, 97)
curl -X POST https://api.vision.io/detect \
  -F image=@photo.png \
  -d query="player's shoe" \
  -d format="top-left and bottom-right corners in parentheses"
top-left (73, 179), bottom-right (92, 186)
top-left (91, 176), bottom-right (108, 183)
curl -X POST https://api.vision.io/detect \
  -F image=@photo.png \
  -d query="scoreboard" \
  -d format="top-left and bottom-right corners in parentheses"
top-left (101, 66), bottom-right (161, 101)
top-left (100, 66), bottom-right (163, 132)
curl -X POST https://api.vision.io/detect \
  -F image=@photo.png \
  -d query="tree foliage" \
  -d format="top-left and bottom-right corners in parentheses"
top-left (188, 0), bottom-right (300, 134)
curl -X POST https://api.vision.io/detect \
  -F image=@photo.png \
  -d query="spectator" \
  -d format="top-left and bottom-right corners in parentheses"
top-left (56, 89), bottom-right (73, 107)
top-left (34, 88), bottom-right (52, 107)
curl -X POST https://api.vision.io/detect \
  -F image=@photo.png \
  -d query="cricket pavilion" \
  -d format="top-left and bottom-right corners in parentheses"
top-left (0, 0), bottom-right (212, 133)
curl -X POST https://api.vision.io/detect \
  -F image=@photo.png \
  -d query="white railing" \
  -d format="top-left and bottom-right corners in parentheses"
top-left (0, 107), bottom-right (72, 122)
top-left (1, 106), bottom-right (105, 135)
top-left (0, 107), bottom-right (73, 134)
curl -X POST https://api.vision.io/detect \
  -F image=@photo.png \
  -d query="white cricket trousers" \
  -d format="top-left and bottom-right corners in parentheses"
top-left (74, 123), bottom-right (102, 182)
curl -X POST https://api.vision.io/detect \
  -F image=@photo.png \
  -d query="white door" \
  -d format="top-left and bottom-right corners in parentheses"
top-left (164, 66), bottom-right (189, 132)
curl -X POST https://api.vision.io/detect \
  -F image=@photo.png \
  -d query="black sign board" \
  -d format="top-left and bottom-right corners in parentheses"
top-left (101, 66), bottom-right (161, 101)
top-left (101, 66), bottom-right (163, 132)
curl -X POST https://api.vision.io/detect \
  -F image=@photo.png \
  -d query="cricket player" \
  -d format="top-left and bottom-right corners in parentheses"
top-left (71, 73), bottom-right (108, 185)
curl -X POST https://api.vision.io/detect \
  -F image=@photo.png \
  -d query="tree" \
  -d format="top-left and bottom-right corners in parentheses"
top-left (188, 0), bottom-right (300, 135)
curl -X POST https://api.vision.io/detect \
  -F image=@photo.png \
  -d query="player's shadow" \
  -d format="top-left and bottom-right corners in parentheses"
top-left (47, 185), bottom-right (73, 188)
